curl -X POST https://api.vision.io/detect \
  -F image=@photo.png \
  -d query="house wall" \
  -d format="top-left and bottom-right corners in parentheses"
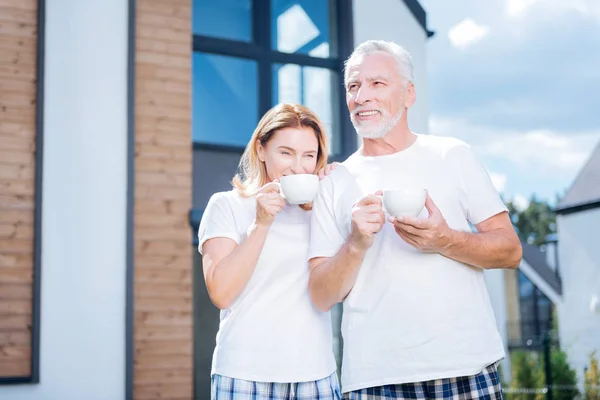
top-left (0, 0), bottom-right (37, 379)
top-left (352, 0), bottom-right (430, 135)
top-left (483, 269), bottom-right (512, 379)
top-left (0, 0), bottom-right (129, 398)
top-left (504, 269), bottom-right (522, 344)
top-left (557, 207), bottom-right (600, 385)
top-left (134, 0), bottom-right (194, 399)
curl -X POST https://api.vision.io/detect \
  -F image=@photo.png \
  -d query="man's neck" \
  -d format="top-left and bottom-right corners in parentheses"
top-left (361, 125), bottom-right (416, 157)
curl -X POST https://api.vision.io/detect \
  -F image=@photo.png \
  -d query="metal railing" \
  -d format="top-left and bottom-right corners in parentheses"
top-left (507, 319), bottom-right (555, 349)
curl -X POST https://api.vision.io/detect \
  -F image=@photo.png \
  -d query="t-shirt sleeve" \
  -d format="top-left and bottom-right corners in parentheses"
top-left (456, 144), bottom-right (508, 225)
top-left (308, 175), bottom-right (347, 260)
top-left (197, 193), bottom-right (241, 254)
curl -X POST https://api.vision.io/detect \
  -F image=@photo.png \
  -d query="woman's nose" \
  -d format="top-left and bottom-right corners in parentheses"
top-left (290, 157), bottom-right (303, 174)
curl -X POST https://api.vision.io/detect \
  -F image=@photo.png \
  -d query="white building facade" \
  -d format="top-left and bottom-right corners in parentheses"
top-left (554, 143), bottom-right (600, 387)
top-left (484, 142), bottom-right (600, 389)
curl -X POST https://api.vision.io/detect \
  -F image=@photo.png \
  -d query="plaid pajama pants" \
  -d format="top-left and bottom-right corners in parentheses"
top-left (343, 363), bottom-right (503, 400)
top-left (211, 372), bottom-right (342, 400)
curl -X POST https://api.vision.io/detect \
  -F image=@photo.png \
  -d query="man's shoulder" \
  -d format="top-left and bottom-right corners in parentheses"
top-left (418, 133), bottom-right (471, 151)
top-left (415, 134), bottom-right (475, 162)
top-left (319, 163), bottom-right (354, 192)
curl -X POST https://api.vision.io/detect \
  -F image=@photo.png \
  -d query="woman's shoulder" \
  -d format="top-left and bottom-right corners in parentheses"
top-left (206, 189), bottom-right (255, 214)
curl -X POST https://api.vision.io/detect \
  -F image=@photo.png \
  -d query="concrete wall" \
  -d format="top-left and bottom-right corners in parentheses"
top-left (557, 208), bottom-right (600, 386)
top-left (352, 0), bottom-right (430, 135)
top-left (0, 0), bottom-right (129, 398)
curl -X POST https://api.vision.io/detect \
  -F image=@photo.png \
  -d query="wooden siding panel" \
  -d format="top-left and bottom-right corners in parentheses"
top-left (0, 0), bottom-right (37, 379)
top-left (134, 0), bottom-right (193, 398)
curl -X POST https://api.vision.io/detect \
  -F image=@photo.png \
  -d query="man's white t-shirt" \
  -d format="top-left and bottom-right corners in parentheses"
top-left (198, 190), bottom-right (337, 383)
top-left (308, 134), bottom-right (507, 393)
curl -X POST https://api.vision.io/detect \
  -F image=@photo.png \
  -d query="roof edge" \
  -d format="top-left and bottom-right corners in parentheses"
top-left (555, 199), bottom-right (600, 215)
top-left (402, 0), bottom-right (435, 38)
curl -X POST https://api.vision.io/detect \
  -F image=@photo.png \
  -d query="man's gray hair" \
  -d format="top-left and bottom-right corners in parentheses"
top-left (344, 40), bottom-right (414, 86)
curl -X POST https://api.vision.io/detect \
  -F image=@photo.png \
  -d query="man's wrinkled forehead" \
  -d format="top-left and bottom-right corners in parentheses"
top-left (345, 53), bottom-right (401, 83)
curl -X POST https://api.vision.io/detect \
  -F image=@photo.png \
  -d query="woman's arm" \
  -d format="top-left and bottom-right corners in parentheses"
top-left (202, 222), bottom-right (270, 309)
top-left (201, 182), bottom-right (284, 309)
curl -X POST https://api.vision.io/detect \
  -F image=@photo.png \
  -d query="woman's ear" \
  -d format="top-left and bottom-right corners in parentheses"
top-left (256, 142), bottom-right (265, 162)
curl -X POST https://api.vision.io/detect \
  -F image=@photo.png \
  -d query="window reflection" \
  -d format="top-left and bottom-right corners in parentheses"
top-left (192, 53), bottom-right (258, 147)
top-left (193, 0), bottom-right (252, 42)
top-left (271, 0), bottom-right (334, 58)
top-left (273, 64), bottom-right (340, 154)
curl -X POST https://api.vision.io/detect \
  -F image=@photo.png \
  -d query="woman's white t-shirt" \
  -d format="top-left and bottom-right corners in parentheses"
top-left (198, 190), bottom-right (337, 383)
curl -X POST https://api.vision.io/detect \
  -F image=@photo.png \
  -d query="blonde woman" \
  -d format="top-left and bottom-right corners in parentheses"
top-left (198, 103), bottom-right (341, 400)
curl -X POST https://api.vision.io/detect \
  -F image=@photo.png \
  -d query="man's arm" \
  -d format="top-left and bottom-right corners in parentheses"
top-left (308, 242), bottom-right (366, 312)
top-left (392, 193), bottom-right (522, 269)
top-left (442, 211), bottom-right (522, 269)
top-left (309, 193), bottom-right (385, 312)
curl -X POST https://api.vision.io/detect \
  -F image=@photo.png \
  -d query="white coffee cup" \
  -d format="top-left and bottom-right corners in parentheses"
top-left (382, 188), bottom-right (426, 218)
top-left (278, 174), bottom-right (320, 205)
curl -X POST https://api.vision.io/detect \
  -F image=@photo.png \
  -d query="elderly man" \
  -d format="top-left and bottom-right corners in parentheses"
top-left (308, 40), bottom-right (522, 399)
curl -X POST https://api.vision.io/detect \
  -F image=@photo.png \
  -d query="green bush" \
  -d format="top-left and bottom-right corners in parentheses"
top-left (506, 345), bottom-right (579, 400)
top-left (509, 350), bottom-right (545, 400)
top-left (546, 346), bottom-right (580, 400)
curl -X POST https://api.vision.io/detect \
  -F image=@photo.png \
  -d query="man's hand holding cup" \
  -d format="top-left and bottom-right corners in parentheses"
top-left (349, 191), bottom-right (386, 252)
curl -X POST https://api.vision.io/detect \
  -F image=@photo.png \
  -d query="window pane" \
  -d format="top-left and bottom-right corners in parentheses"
top-left (518, 271), bottom-right (534, 298)
top-left (193, 0), bottom-right (252, 42)
top-left (271, 0), bottom-right (335, 58)
top-left (536, 290), bottom-right (553, 323)
top-left (193, 53), bottom-right (258, 147)
top-left (272, 64), bottom-right (341, 154)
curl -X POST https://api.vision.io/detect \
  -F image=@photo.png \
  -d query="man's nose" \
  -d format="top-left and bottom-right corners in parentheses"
top-left (355, 86), bottom-right (372, 105)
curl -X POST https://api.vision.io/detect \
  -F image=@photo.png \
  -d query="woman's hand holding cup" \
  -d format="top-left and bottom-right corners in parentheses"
top-left (255, 181), bottom-right (285, 227)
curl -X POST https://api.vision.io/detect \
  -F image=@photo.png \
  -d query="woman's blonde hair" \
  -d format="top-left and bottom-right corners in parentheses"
top-left (232, 103), bottom-right (329, 209)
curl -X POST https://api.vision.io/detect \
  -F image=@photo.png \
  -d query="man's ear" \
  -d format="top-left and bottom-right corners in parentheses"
top-left (405, 82), bottom-right (416, 108)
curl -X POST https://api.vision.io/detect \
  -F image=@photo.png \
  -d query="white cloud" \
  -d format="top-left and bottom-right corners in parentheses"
top-left (506, 0), bottom-right (539, 18)
top-left (512, 193), bottom-right (530, 211)
top-left (480, 129), bottom-right (597, 171)
top-left (506, 0), bottom-right (600, 20)
top-left (430, 115), bottom-right (600, 176)
top-left (448, 18), bottom-right (490, 49)
top-left (489, 172), bottom-right (508, 192)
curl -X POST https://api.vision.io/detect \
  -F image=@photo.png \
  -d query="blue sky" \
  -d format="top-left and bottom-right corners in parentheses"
top-left (419, 0), bottom-right (600, 209)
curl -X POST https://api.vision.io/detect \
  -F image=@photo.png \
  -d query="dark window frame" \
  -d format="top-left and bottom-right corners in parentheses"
top-left (191, 0), bottom-right (356, 162)
top-left (516, 271), bottom-right (554, 347)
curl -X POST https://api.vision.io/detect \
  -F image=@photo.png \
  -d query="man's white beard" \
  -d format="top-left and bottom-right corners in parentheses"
top-left (351, 108), bottom-right (404, 139)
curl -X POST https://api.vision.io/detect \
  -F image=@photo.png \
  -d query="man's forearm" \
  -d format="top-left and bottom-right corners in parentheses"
top-left (309, 241), bottom-right (367, 312)
top-left (441, 228), bottom-right (522, 269)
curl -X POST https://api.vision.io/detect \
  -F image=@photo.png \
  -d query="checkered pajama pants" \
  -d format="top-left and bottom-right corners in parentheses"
top-left (211, 372), bottom-right (342, 400)
top-left (343, 363), bottom-right (503, 400)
